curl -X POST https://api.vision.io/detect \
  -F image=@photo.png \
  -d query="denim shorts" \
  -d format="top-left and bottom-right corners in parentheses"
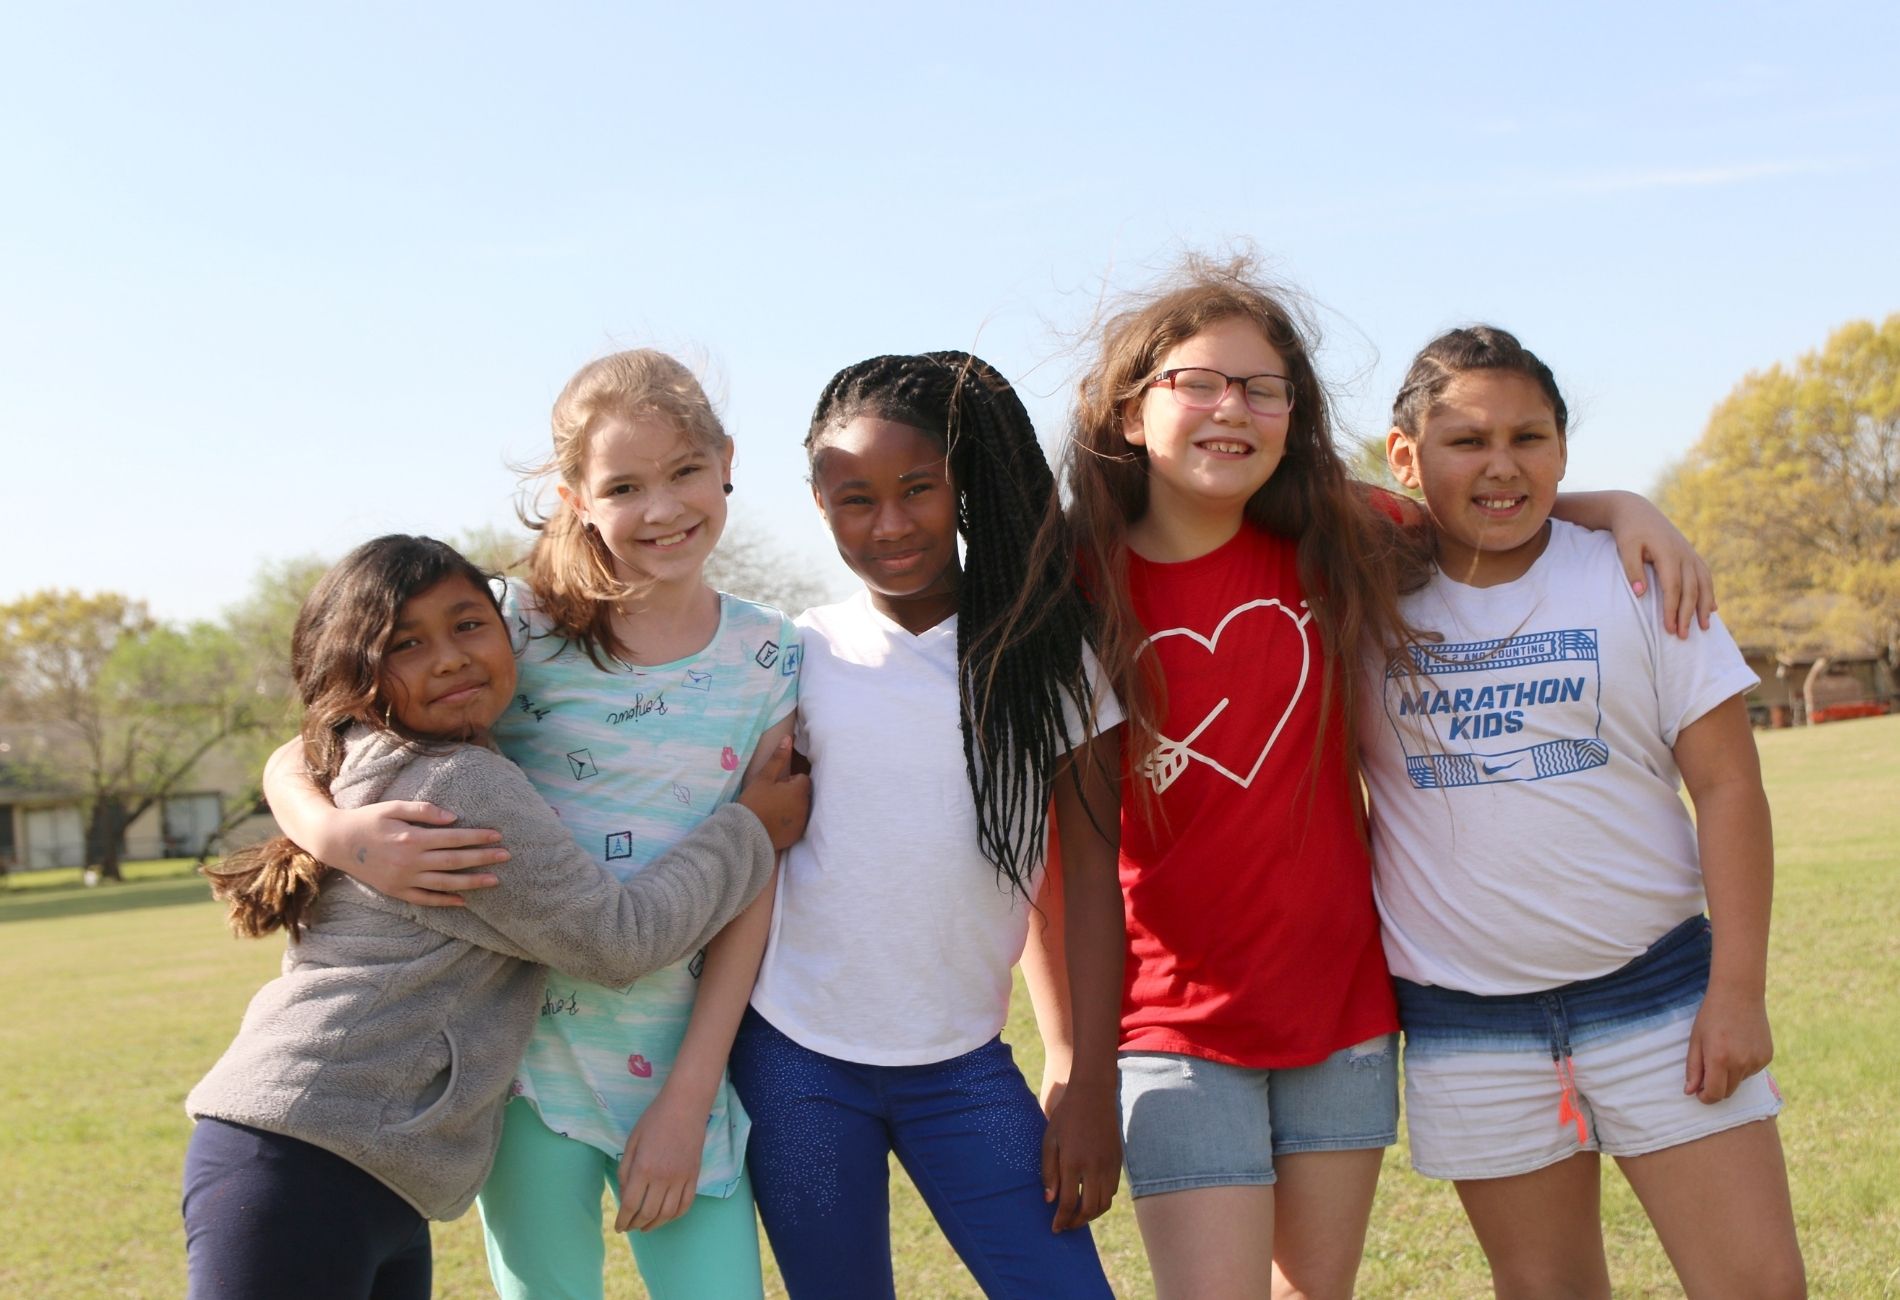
top-left (1116, 1035), bottom-right (1399, 1197)
top-left (1397, 915), bottom-right (1784, 1180)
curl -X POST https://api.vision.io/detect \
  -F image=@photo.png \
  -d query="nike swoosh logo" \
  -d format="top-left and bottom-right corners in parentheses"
top-left (1481, 759), bottom-right (1522, 776)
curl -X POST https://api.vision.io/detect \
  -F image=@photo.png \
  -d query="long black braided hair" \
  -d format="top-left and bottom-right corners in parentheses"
top-left (806, 351), bottom-right (1103, 897)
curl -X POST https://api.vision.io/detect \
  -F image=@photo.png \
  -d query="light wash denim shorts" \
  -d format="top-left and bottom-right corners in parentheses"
top-left (1396, 915), bottom-right (1784, 1180)
top-left (1116, 1035), bottom-right (1399, 1197)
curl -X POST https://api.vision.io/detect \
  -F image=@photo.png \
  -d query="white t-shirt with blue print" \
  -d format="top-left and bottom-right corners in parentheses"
top-left (489, 581), bottom-right (799, 1193)
top-left (1360, 521), bottom-right (1757, 996)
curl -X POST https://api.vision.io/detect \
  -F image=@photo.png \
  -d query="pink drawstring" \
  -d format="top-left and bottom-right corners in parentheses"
top-left (1555, 1055), bottom-right (1588, 1146)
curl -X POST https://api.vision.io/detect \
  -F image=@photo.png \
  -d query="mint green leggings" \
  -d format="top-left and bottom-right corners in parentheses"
top-left (477, 1100), bottom-right (764, 1300)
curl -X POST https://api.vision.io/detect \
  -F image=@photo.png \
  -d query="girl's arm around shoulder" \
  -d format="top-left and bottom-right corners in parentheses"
top-left (1550, 490), bottom-right (1715, 638)
top-left (1352, 481), bottom-right (1421, 526)
top-left (1673, 695), bottom-right (1776, 1104)
top-left (396, 745), bottom-right (786, 987)
top-left (261, 736), bottom-right (507, 907)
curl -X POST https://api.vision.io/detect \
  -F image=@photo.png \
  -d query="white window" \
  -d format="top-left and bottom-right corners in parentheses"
top-left (163, 793), bottom-right (224, 857)
top-left (23, 806), bottom-right (85, 870)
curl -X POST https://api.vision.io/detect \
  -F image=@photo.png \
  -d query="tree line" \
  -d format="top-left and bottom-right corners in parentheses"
top-left (0, 525), bottom-right (831, 878)
top-left (1658, 315), bottom-right (1899, 668)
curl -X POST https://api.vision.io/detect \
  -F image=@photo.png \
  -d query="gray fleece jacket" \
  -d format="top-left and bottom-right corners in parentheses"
top-left (185, 729), bottom-right (775, 1219)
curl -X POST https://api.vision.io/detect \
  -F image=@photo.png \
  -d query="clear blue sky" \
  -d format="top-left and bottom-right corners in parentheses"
top-left (5, 2), bottom-right (1896, 623)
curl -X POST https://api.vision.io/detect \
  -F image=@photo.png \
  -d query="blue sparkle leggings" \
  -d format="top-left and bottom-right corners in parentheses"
top-left (728, 1008), bottom-right (1113, 1300)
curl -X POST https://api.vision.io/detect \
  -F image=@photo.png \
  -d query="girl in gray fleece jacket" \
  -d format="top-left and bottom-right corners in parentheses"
top-left (182, 536), bottom-right (806, 1300)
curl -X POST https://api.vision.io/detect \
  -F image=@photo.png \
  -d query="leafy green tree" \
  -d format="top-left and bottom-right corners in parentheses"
top-left (451, 523), bottom-right (533, 577)
top-left (1, 595), bottom-right (156, 871)
top-left (200, 556), bottom-right (331, 861)
top-left (1659, 316), bottom-right (1900, 664)
top-left (0, 592), bottom-right (275, 878)
top-left (705, 521), bottom-right (837, 615)
top-left (1354, 434), bottom-right (1405, 494)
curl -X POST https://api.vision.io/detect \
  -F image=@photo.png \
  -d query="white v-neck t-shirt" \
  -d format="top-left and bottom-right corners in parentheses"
top-left (750, 590), bottom-right (1119, 1065)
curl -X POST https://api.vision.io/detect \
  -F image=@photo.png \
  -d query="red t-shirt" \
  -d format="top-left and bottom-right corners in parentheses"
top-left (1119, 524), bottom-right (1398, 1067)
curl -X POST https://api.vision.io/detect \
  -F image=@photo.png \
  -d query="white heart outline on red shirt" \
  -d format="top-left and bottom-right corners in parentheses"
top-left (1135, 598), bottom-right (1312, 794)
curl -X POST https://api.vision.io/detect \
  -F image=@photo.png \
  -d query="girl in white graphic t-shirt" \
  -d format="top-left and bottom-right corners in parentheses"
top-left (1368, 324), bottom-right (1803, 1298)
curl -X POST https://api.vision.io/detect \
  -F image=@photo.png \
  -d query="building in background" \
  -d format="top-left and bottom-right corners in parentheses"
top-left (0, 730), bottom-right (275, 872)
top-left (1739, 648), bottom-right (1897, 728)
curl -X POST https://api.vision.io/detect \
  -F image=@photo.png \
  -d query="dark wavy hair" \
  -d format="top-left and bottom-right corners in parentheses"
top-left (201, 535), bottom-right (500, 940)
top-left (807, 351), bottom-right (1103, 896)
top-left (1391, 324), bottom-right (1570, 438)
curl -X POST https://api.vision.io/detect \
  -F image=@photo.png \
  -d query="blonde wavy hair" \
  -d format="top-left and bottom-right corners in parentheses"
top-left (520, 349), bottom-right (731, 666)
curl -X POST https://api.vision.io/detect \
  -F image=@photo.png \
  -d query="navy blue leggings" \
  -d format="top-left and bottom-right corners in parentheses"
top-left (729, 1009), bottom-right (1113, 1300)
top-left (182, 1118), bottom-right (431, 1300)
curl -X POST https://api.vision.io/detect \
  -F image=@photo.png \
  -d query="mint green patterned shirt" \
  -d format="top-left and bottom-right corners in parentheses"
top-left (490, 583), bottom-right (799, 1192)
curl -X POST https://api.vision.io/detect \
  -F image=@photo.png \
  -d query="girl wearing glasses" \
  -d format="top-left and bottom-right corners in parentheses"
top-left (1050, 253), bottom-right (1714, 1299)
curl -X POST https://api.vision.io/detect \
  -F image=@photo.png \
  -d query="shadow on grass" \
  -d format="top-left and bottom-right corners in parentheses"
top-left (0, 876), bottom-right (215, 924)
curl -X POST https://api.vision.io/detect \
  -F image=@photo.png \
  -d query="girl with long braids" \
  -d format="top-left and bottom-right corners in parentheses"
top-left (726, 351), bottom-right (1126, 1299)
top-left (1058, 254), bottom-right (1718, 1300)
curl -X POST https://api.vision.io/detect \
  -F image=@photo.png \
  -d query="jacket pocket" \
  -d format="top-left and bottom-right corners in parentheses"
top-left (383, 1029), bottom-right (461, 1135)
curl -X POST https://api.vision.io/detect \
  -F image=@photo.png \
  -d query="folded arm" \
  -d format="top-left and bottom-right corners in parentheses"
top-left (1551, 490), bottom-right (1715, 637)
top-left (263, 736), bottom-right (507, 906)
top-left (397, 746), bottom-right (780, 987)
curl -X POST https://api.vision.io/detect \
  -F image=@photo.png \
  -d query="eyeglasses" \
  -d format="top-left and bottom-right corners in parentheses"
top-left (1149, 368), bottom-right (1295, 418)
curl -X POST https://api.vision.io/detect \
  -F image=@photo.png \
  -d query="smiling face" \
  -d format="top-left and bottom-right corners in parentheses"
top-left (1388, 369), bottom-right (1568, 587)
top-left (809, 415), bottom-right (961, 634)
top-left (558, 414), bottom-right (732, 591)
top-left (1123, 315), bottom-right (1292, 550)
top-left (379, 574), bottom-right (518, 739)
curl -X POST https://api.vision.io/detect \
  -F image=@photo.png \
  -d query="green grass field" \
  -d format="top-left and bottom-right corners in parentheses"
top-left (4, 717), bottom-right (1897, 1297)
